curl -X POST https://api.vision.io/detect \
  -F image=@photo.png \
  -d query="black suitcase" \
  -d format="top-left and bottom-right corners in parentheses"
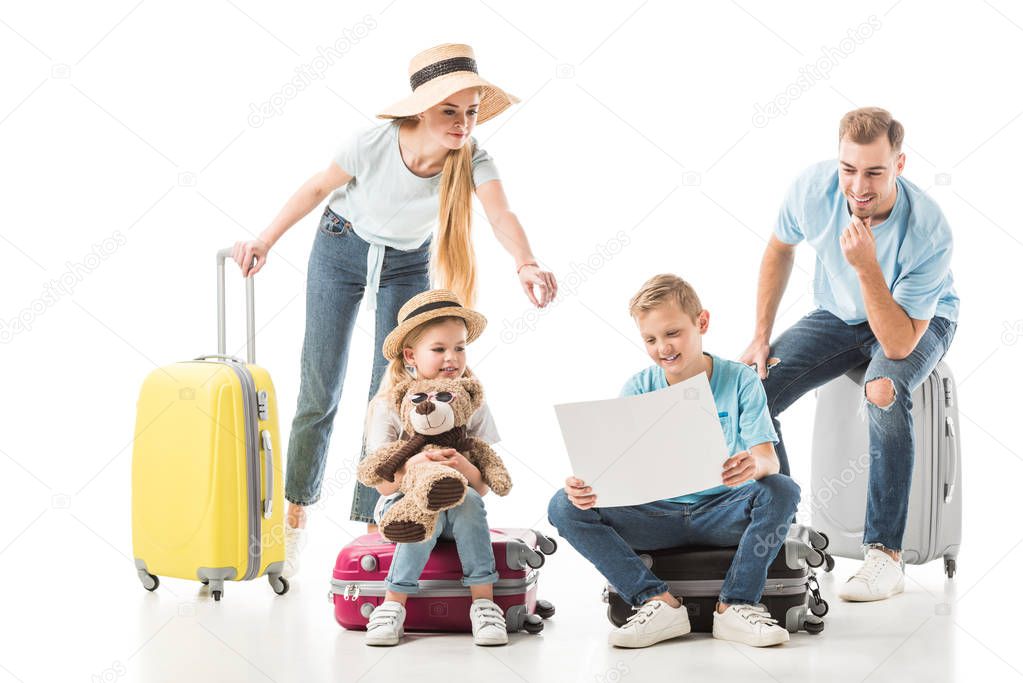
top-left (604, 532), bottom-right (829, 634)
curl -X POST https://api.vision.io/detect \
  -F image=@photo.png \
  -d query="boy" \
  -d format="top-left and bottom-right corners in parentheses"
top-left (548, 274), bottom-right (801, 648)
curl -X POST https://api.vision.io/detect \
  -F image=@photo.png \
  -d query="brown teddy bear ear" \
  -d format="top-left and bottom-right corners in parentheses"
top-left (458, 376), bottom-right (484, 410)
top-left (390, 378), bottom-right (416, 413)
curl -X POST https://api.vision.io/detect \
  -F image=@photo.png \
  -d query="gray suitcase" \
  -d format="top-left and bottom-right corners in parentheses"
top-left (810, 361), bottom-right (961, 577)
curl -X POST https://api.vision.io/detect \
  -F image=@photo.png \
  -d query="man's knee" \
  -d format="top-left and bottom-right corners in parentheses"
top-left (865, 377), bottom-right (897, 410)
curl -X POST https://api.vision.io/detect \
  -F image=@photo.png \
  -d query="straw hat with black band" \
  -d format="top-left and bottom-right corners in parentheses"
top-left (383, 289), bottom-right (487, 361)
top-left (377, 43), bottom-right (519, 124)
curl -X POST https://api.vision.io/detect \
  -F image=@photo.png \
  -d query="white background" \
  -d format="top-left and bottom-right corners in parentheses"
top-left (2, 1), bottom-right (1021, 681)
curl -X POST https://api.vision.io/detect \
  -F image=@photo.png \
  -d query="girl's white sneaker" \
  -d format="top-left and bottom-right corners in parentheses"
top-left (470, 599), bottom-right (509, 646)
top-left (365, 601), bottom-right (406, 646)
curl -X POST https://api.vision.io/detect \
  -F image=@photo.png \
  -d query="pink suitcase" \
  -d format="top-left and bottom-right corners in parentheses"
top-left (331, 528), bottom-right (558, 633)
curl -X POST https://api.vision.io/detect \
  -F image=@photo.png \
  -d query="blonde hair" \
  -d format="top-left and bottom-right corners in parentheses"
top-left (434, 141), bottom-right (478, 308)
top-left (628, 274), bottom-right (703, 322)
top-left (839, 107), bottom-right (904, 152)
top-left (365, 316), bottom-right (477, 433)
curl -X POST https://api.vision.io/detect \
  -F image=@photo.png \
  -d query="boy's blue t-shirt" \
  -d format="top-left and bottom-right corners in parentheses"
top-left (775, 159), bottom-right (959, 325)
top-left (620, 353), bottom-right (778, 504)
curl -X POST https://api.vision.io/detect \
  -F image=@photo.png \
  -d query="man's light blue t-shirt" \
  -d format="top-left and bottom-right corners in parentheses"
top-left (776, 160), bottom-right (959, 324)
top-left (619, 354), bottom-right (778, 504)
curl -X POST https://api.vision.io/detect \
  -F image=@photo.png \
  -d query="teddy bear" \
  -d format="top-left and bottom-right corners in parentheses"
top-left (357, 376), bottom-right (512, 543)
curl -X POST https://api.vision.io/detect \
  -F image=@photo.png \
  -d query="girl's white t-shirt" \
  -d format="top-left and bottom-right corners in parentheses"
top-left (365, 394), bottom-right (501, 524)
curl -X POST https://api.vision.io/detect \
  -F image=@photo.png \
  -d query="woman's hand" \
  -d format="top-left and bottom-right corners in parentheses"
top-left (564, 476), bottom-right (597, 510)
top-left (518, 264), bottom-right (558, 308)
top-left (231, 239), bottom-right (269, 277)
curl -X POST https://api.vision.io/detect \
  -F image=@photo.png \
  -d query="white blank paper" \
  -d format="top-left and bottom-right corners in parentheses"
top-left (553, 373), bottom-right (727, 507)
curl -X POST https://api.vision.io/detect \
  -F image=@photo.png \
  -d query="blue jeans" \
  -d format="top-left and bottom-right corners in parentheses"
top-left (763, 308), bottom-right (957, 551)
top-left (547, 475), bottom-right (801, 606)
top-left (283, 207), bottom-right (430, 518)
top-left (380, 489), bottom-right (500, 593)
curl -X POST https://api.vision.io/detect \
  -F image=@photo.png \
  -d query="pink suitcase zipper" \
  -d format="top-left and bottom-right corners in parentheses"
top-left (331, 528), bottom-right (558, 633)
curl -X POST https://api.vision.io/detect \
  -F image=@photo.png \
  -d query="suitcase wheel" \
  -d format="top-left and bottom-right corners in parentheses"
top-left (269, 575), bottom-right (290, 596)
top-left (538, 535), bottom-right (558, 556)
top-left (817, 532), bottom-right (830, 551)
top-left (212, 589), bottom-right (223, 602)
top-left (945, 558), bottom-right (956, 579)
top-left (824, 553), bottom-right (835, 573)
top-left (523, 614), bottom-right (544, 634)
top-left (535, 600), bottom-right (556, 619)
top-left (810, 598), bottom-right (829, 618)
top-left (140, 572), bottom-right (159, 592)
top-left (806, 548), bottom-right (825, 569)
top-left (525, 550), bottom-right (545, 569)
top-left (804, 618), bottom-right (825, 635)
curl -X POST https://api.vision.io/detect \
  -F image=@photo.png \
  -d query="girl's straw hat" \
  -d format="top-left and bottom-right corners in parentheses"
top-left (382, 289), bottom-right (487, 361)
top-left (377, 43), bottom-right (519, 125)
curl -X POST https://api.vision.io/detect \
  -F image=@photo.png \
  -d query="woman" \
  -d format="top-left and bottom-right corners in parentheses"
top-left (229, 43), bottom-right (557, 577)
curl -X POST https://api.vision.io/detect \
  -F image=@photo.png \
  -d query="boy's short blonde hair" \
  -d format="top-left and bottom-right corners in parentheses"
top-left (628, 274), bottom-right (703, 322)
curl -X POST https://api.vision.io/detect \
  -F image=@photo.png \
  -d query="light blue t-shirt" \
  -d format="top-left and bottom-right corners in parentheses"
top-left (619, 354), bottom-right (778, 504)
top-left (775, 160), bottom-right (959, 324)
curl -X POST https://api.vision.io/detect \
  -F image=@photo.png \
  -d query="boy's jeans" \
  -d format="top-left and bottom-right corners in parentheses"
top-left (547, 475), bottom-right (801, 606)
top-left (763, 309), bottom-right (956, 551)
top-left (282, 206), bottom-right (430, 519)
top-left (380, 489), bottom-right (500, 594)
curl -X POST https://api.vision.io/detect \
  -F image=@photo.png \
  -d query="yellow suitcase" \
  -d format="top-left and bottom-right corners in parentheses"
top-left (131, 248), bottom-right (287, 600)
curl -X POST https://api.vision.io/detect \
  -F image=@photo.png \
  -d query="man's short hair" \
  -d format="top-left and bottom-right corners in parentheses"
top-left (629, 274), bottom-right (703, 322)
top-left (839, 107), bottom-right (904, 153)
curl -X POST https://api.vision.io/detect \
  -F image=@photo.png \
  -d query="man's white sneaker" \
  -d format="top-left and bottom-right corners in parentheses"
top-left (838, 548), bottom-right (905, 602)
top-left (712, 604), bottom-right (790, 647)
top-left (282, 524), bottom-right (306, 579)
top-left (365, 601), bottom-right (406, 646)
top-left (608, 599), bottom-right (691, 648)
top-left (470, 599), bottom-right (509, 646)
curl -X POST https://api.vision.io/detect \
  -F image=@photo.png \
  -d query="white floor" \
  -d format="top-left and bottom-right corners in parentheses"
top-left (3, 512), bottom-right (1016, 683)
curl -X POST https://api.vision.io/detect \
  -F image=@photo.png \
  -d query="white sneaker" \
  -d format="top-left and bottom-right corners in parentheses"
top-left (838, 548), bottom-right (905, 602)
top-left (282, 524), bottom-right (306, 579)
top-left (365, 601), bottom-right (406, 646)
top-left (608, 599), bottom-right (691, 648)
top-left (470, 599), bottom-right (509, 646)
top-left (712, 604), bottom-right (789, 647)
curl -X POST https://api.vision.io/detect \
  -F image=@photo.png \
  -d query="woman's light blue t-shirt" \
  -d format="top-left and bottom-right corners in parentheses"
top-left (619, 353), bottom-right (778, 504)
top-left (775, 160), bottom-right (959, 324)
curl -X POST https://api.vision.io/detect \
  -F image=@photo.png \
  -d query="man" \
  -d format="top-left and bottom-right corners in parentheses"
top-left (739, 107), bottom-right (959, 602)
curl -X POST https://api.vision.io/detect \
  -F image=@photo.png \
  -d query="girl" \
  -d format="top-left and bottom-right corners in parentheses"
top-left (228, 44), bottom-right (558, 577)
top-left (362, 289), bottom-right (507, 647)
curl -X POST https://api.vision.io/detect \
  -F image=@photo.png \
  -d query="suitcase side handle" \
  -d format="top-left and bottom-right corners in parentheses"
top-left (944, 416), bottom-right (958, 503)
top-left (216, 248), bottom-right (256, 364)
top-left (261, 430), bottom-right (274, 518)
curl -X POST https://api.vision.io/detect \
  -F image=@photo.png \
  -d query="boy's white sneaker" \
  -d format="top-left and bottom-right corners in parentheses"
top-left (470, 599), bottom-right (509, 646)
top-left (608, 599), bottom-right (691, 648)
top-left (712, 603), bottom-right (789, 647)
top-left (282, 524), bottom-right (306, 579)
top-left (838, 548), bottom-right (905, 602)
top-left (365, 601), bottom-right (406, 646)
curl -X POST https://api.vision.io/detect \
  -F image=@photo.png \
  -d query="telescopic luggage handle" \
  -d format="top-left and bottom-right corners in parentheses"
top-left (216, 248), bottom-right (256, 364)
